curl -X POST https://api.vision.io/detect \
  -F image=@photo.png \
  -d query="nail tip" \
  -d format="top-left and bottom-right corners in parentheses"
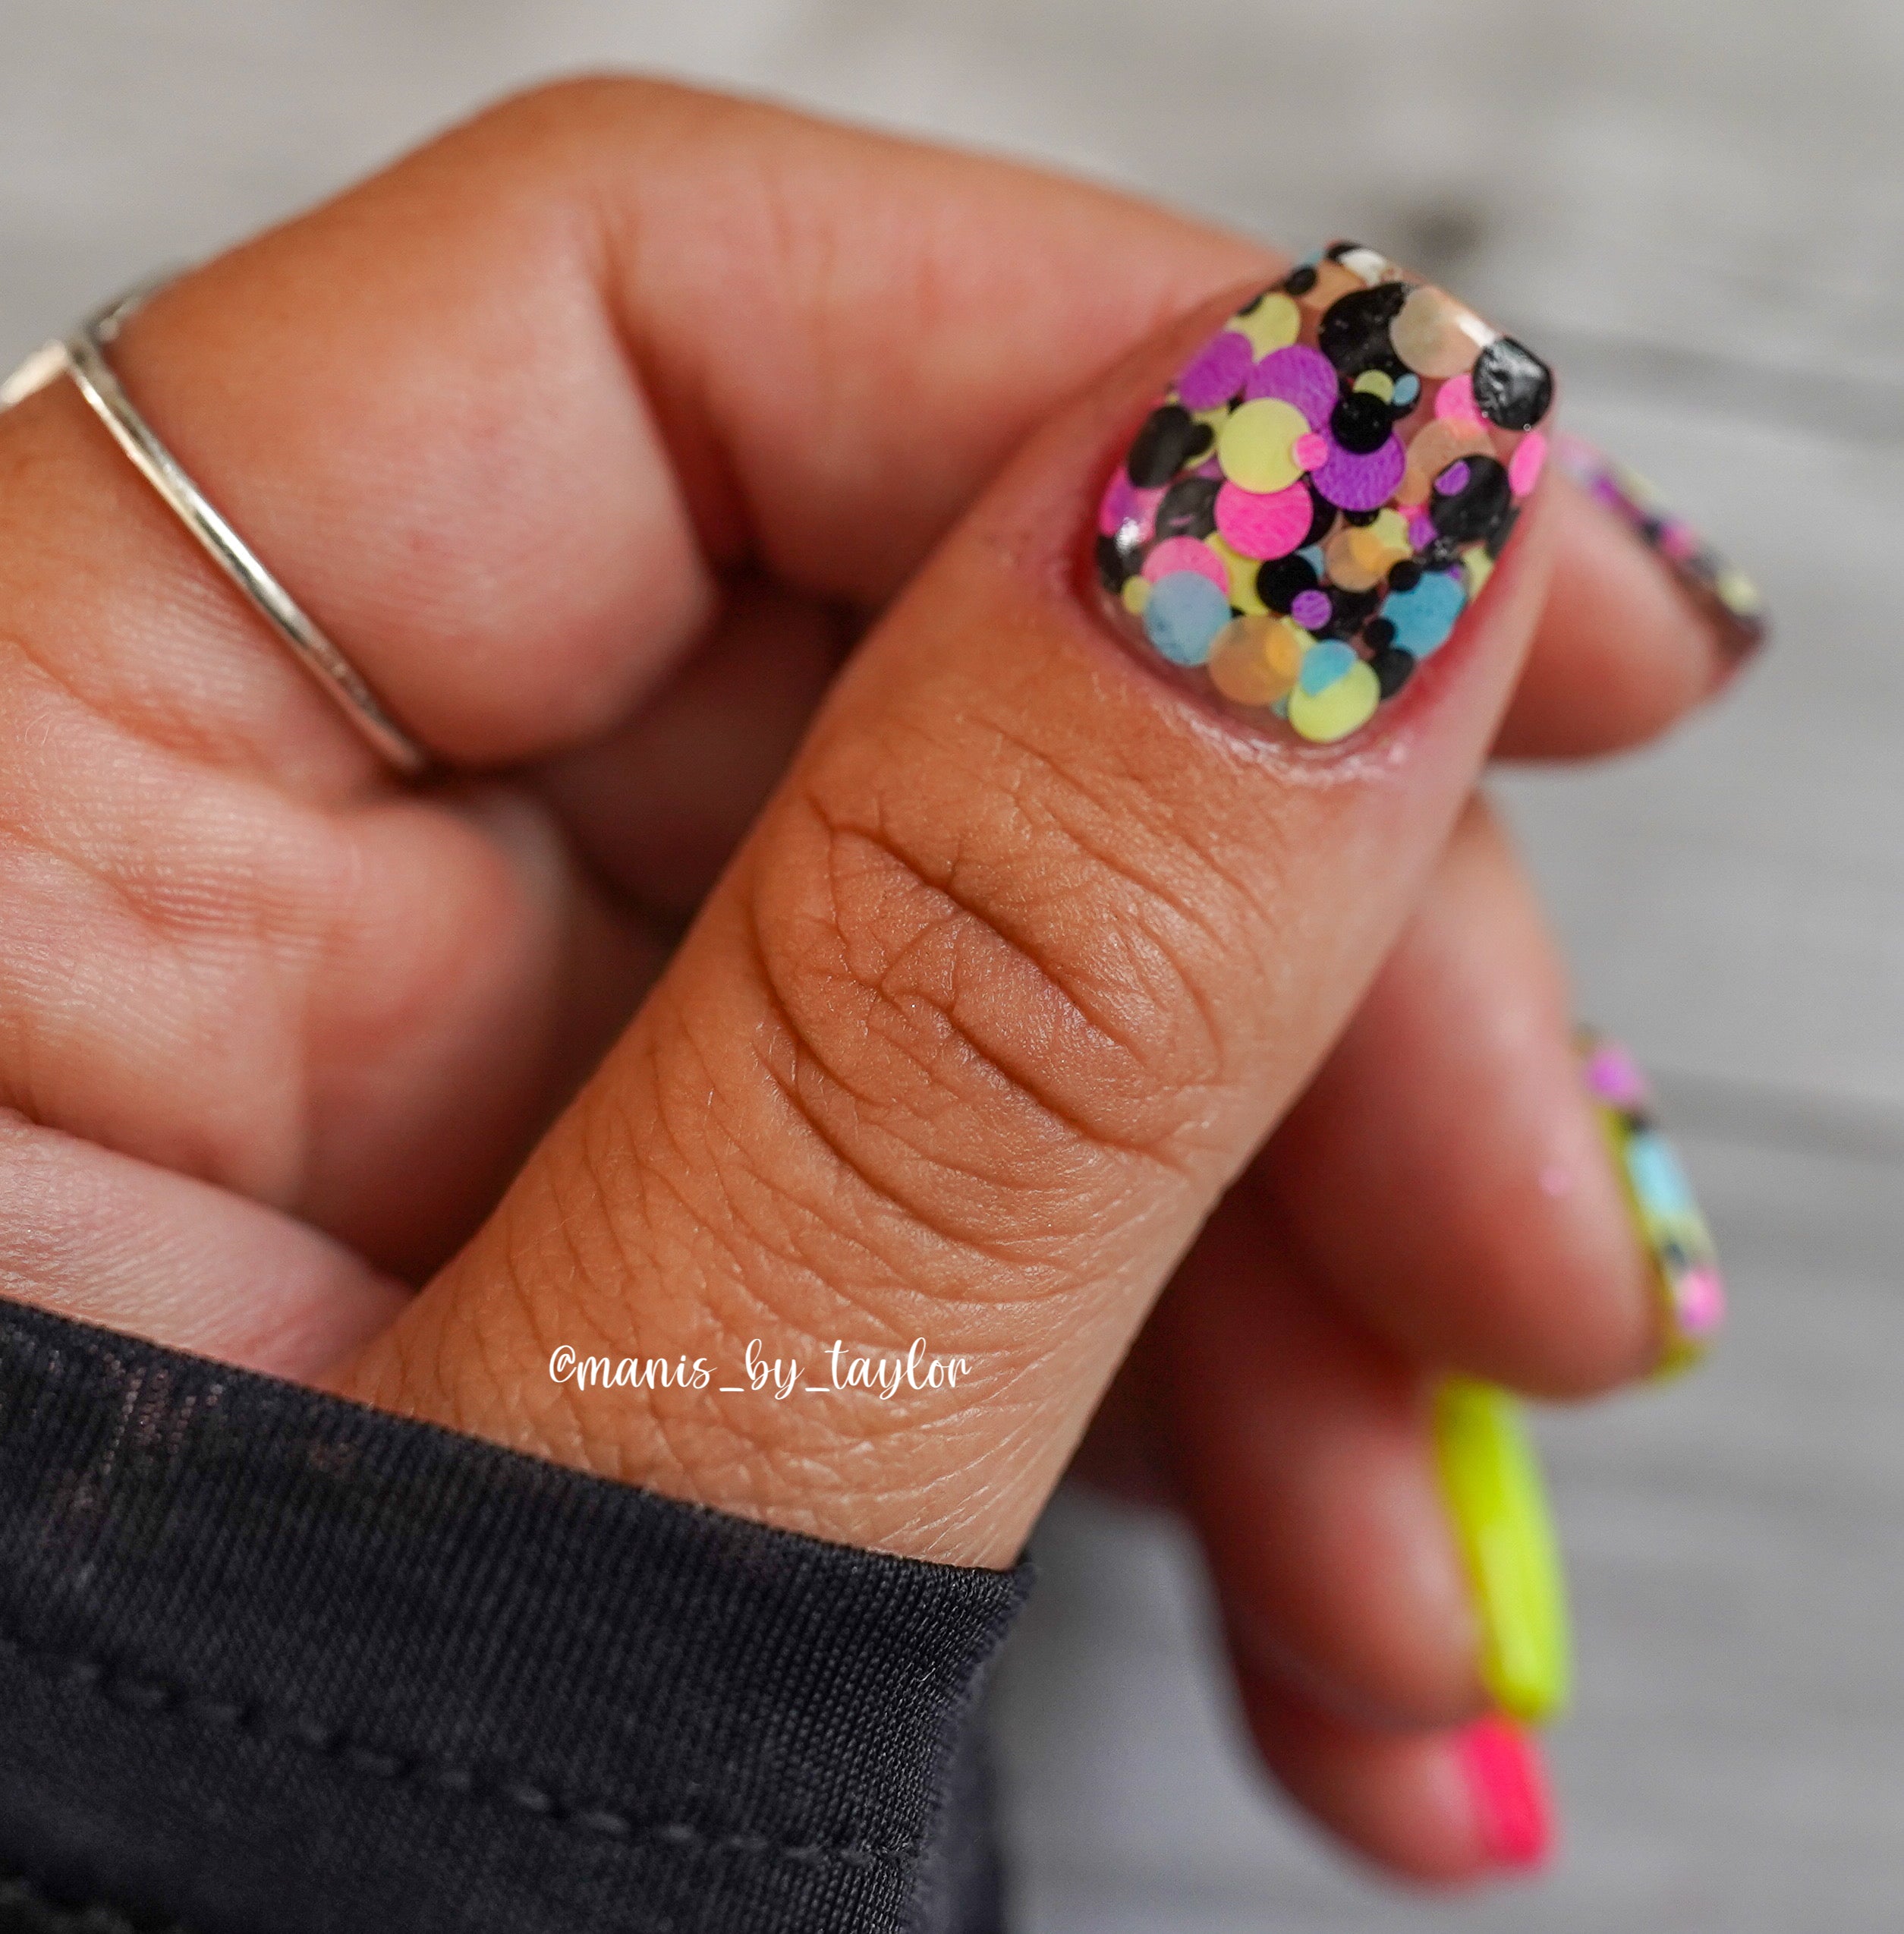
top-left (1575, 1027), bottom-right (1728, 1373)
top-left (1434, 1381), bottom-right (1572, 1737)
top-left (1553, 435), bottom-right (1769, 666)
top-left (1456, 1715), bottom-right (1557, 1873)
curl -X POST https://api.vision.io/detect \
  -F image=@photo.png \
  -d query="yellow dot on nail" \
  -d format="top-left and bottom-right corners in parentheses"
top-left (1234, 291), bottom-right (1299, 355)
top-left (1288, 659), bottom-right (1381, 742)
top-left (1216, 398), bottom-right (1308, 493)
top-left (1462, 546), bottom-right (1496, 599)
top-left (1352, 368), bottom-right (1396, 402)
top-left (1207, 532), bottom-right (1266, 613)
top-left (1121, 575), bottom-right (1151, 616)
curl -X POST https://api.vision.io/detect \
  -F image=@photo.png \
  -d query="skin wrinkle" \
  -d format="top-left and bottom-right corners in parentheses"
top-left (834, 670), bottom-right (1270, 1135)
top-left (743, 826), bottom-right (1153, 1271)
top-left (786, 773), bottom-right (1220, 1169)
top-left (555, 1014), bottom-right (976, 1490)
top-left (0, 806), bottom-right (315, 1202)
top-left (782, 822), bottom-right (1172, 1195)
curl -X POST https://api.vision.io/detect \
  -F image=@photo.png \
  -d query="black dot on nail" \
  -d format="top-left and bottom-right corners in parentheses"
top-left (1486, 502), bottom-right (1522, 559)
top-left (1386, 560), bottom-right (1422, 594)
top-left (1300, 482), bottom-right (1337, 547)
top-left (1330, 391), bottom-right (1393, 455)
top-left (1363, 616), bottom-right (1397, 650)
top-left (1317, 282), bottom-right (1410, 378)
top-left (1429, 454), bottom-right (1512, 545)
top-left (1155, 474), bottom-right (1220, 541)
top-left (1371, 647), bottom-right (1415, 698)
top-left (1094, 534), bottom-right (1129, 594)
top-left (1254, 553), bottom-right (1318, 613)
top-left (1471, 336), bottom-right (1554, 431)
top-left (1322, 584), bottom-right (1383, 639)
top-left (1126, 405), bottom-right (1212, 488)
top-left (1282, 263), bottom-right (1317, 298)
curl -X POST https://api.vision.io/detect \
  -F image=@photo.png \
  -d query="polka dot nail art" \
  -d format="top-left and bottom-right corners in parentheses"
top-left (1578, 1028), bottom-right (1726, 1375)
top-left (1555, 433), bottom-right (1767, 660)
top-left (1096, 241), bottom-right (1555, 746)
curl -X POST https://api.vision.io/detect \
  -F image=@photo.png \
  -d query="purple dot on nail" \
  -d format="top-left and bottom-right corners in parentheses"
top-left (1434, 459), bottom-right (1472, 497)
top-left (1175, 330), bottom-right (1254, 411)
top-left (1290, 589), bottom-right (1332, 629)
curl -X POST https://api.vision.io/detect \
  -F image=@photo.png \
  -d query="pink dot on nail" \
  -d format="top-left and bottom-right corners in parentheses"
top-left (1292, 430), bottom-right (1329, 471)
top-left (1213, 480), bottom-right (1312, 560)
top-left (1677, 1267), bottom-right (1727, 1337)
top-left (1141, 534), bottom-right (1229, 594)
top-left (1435, 371), bottom-right (1483, 427)
top-left (1509, 430), bottom-right (1548, 497)
top-left (1098, 472), bottom-right (1161, 538)
top-left (1585, 1043), bottom-right (1649, 1109)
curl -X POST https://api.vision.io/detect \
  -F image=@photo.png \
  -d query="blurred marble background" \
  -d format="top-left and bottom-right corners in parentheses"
top-left (3, 2), bottom-right (1899, 1926)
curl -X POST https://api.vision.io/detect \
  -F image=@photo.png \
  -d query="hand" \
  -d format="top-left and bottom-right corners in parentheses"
top-left (0, 80), bottom-right (1745, 1884)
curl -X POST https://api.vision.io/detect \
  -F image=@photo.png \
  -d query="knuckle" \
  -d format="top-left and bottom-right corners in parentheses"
top-left (744, 712), bottom-right (1260, 1216)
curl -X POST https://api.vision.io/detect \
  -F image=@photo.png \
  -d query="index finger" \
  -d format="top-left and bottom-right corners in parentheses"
top-left (2, 77), bottom-right (1736, 790)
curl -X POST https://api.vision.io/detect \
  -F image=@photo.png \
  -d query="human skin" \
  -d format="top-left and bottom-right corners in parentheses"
top-left (0, 80), bottom-right (1748, 1882)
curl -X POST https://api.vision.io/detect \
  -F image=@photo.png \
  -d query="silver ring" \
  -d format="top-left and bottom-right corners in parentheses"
top-left (0, 281), bottom-right (430, 776)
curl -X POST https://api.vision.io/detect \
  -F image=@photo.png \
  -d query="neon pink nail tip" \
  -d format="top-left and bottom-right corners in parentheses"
top-left (1457, 1715), bottom-right (1553, 1871)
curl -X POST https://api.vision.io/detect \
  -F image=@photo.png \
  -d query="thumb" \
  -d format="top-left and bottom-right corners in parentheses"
top-left (333, 244), bottom-right (1556, 1566)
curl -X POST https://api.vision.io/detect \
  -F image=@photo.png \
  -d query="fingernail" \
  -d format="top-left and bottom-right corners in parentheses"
top-left (1432, 1378), bottom-right (1570, 1725)
top-left (1456, 1714), bottom-right (1556, 1872)
top-left (1577, 1028), bottom-right (1726, 1375)
top-left (1555, 433), bottom-right (1767, 661)
top-left (1094, 240), bottom-right (1555, 745)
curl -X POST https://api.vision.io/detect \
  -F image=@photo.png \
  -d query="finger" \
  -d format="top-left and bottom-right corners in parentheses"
top-left (0, 1110), bottom-right (404, 1375)
top-left (1491, 458), bottom-right (1762, 760)
top-left (0, 81), bottom-right (1736, 1292)
top-left (335, 243), bottom-right (1563, 1567)
top-left (1264, 794), bottom-right (1722, 1394)
top-left (0, 80), bottom-right (1287, 1290)
top-left (533, 577), bottom-right (850, 923)
top-left (1150, 1183), bottom-right (1484, 1730)
top-left (1237, 1671), bottom-right (1556, 1884)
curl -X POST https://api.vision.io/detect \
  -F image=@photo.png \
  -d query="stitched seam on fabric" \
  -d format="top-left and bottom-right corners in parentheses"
top-left (1, 1628), bottom-right (919, 1864)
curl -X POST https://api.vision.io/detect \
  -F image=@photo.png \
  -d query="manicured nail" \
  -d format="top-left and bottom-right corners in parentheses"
top-left (1456, 1714), bottom-right (1556, 1872)
top-left (1577, 1028), bottom-right (1726, 1374)
top-left (1432, 1379), bottom-right (1570, 1725)
top-left (1095, 240), bottom-right (1555, 745)
top-left (1555, 433), bottom-right (1767, 660)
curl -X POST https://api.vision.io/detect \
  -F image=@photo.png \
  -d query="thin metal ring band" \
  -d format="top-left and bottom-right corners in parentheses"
top-left (1, 283), bottom-right (430, 775)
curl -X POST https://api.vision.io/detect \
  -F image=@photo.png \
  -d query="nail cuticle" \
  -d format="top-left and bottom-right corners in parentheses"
top-left (1094, 241), bottom-right (1556, 748)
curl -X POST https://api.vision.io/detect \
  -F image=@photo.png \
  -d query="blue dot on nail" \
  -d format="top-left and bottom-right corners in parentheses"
top-left (1380, 569), bottom-right (1467, 657)
top-left (1144, 571), bottom-right (1230, 666)
top-left (1298, 638), bottom-right (1358, 693)
top-left (1629, 1132), bottom-right (1695, 1216)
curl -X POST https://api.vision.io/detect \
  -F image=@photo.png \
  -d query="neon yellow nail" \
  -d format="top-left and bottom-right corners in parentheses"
top-left (1433, 1378), bottom-right (1572, 1725)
